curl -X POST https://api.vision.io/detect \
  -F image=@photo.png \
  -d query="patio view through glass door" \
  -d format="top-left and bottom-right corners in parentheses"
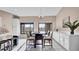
top-left (39, 23), bottom-right (52, 34)
top-left (20, 23), bottom-right (34, 34)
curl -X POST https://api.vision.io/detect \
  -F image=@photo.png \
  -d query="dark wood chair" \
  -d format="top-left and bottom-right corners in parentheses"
top-left (34, 34), bottom-right (43, 48)
top-left (26, 37), bottom-right (35, 46)
top-left (43, 37), bottom-right (52, 47)
top-left (0, 40), bottom-right (9, 51)
top-left (0, 40), bottom-right (6, 51)
top-left (0, 38), bottom-right (13, 51)
top-left (7, 39), bottom-right (13, 51)
top-left (43, 32), bottom-right (53, 47)
top-left (26, 31), bottom-right (35, 48)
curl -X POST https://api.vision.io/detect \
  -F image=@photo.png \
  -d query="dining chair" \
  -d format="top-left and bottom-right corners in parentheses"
top-left (26, 31), bottom-right (35, 48)
top-left (43, 31), bottom-right (53, 47)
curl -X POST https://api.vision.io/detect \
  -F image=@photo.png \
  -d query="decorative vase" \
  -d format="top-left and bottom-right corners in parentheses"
top-left (70, 30), bottom-right (74, 34)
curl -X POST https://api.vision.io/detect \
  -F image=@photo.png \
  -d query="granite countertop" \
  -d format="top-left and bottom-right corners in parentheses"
top-left (54, 31), bottom-right (79, 36)
top-left (0, 33), bottom-right (12, 41)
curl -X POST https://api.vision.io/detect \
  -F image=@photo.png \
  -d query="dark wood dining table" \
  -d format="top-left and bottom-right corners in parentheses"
top-left (34, 33), bottom-right (43, 48)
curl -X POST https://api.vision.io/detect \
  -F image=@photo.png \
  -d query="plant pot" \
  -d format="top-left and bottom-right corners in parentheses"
top-left (70, 31), bottom-right (74, 34)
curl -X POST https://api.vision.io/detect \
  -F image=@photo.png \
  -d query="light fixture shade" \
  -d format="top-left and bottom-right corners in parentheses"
top-left (39, 16), bottom-right (44, 19)
top-left (39, 8), bottom-right (44, 20)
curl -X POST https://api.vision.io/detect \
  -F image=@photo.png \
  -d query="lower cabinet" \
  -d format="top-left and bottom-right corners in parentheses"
top-left (53, 32), bottom-right (79, 51)
top-left (53, 39), bottom-right (66, 51)
top-left (53, 31), bottom-right (79, 51)
top-left (69, 35), bottom-right (79, 51)
top-left (53, 31), bottom-right (69, 50)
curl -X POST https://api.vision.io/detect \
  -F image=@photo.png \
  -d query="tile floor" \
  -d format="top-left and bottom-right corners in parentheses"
top-left (12, 39), bottom-right (65, 51)
top-left (26, 44), bottom-right (55, 51)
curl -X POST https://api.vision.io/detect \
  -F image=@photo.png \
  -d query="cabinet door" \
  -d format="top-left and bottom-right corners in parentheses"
top-left (59, 33), bottom-right (64, 46)
top-left (59, 33), bottom-right (69, 50)
top-left (64, 35), bottom-right (69, 50)
top-left (12, 19), bottom-right (20, 36)
top-left (53, 32), bottom-right (59, 43)
top-left (53, 40), bottom-right (65, 51)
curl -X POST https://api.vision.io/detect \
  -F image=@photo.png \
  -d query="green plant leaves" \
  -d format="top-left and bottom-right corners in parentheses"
top-left (73, 20), bottom-right (78, 25)
top-left (65, 20), bottom-right (79, 31)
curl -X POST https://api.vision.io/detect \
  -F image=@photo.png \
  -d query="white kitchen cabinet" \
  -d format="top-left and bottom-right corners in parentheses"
top-left (12, 18), bottom-right (20, 36)
top-left (69, 35), bottom-right (79, 51)
top-left (53, 32), bottom-right (60, 43)
top-left (53, 31), bottom-right (79, 51)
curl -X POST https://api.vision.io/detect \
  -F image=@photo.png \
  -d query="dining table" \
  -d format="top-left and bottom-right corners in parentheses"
top-left (34, 33), bottom-right (43, 48)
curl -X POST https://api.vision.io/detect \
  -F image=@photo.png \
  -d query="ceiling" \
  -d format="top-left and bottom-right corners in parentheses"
top-left (0, 7), bottom-right (62, 16)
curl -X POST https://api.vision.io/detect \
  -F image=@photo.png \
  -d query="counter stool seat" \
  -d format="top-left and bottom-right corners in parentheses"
top-left (0, 40), bottom-right (8, 51)
top-left (7, 39), bottom-right (13, 51)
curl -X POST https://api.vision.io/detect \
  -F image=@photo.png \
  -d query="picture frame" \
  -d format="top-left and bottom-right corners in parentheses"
top-left (62, 16), bottom-right (70, 28)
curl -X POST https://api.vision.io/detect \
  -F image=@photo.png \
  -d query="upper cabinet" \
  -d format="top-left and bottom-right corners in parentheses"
top-left (12, 15), bottom-right (20, 36)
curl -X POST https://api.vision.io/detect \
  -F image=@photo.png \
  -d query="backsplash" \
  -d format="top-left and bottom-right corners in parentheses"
top-left (0, 27), bottom-right (9, 34)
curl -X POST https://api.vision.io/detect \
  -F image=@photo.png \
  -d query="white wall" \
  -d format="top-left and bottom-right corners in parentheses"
top-left (56, 7), bottom-right (79, 31)
top-left (0, 17), bottom-right (2, 27)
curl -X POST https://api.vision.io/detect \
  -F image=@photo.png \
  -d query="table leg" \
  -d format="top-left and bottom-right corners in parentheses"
top-left (4, 43), bottom-right (6, 51)
top-left (0, 44), bottom-right (1, 51)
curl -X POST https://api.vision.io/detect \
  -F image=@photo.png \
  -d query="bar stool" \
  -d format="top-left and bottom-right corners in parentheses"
top-left (0, 40), bottom-right (8, 51)
top-left (7, 39), bottom-right (13, 51)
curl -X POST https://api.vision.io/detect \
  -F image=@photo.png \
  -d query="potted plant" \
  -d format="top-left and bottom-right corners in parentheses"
top-left (65, 20), bottom-right (79, 34)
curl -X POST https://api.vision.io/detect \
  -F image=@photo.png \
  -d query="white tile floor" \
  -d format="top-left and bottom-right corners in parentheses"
top-left (12, 39), bottom-right (26, 51)
top-left (26, 45), bottom-right (55, 51)
top-left (12, 39), bottom-right (65, 51)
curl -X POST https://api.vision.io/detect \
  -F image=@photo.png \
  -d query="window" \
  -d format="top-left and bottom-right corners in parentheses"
top-left (20, 23), bottom-right (34, 34)
top-left (39, 23), bottom-right (45, 34)
top-left (39, 23), bottom-right (52, 34)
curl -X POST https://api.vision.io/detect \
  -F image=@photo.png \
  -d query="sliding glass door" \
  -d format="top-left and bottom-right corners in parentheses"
top-left (20, 23), bottom-right (34, 34)
top-left (39, 23), bottom-right (45, 34)
top-left (39, 23), bottom-right (52, 34)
